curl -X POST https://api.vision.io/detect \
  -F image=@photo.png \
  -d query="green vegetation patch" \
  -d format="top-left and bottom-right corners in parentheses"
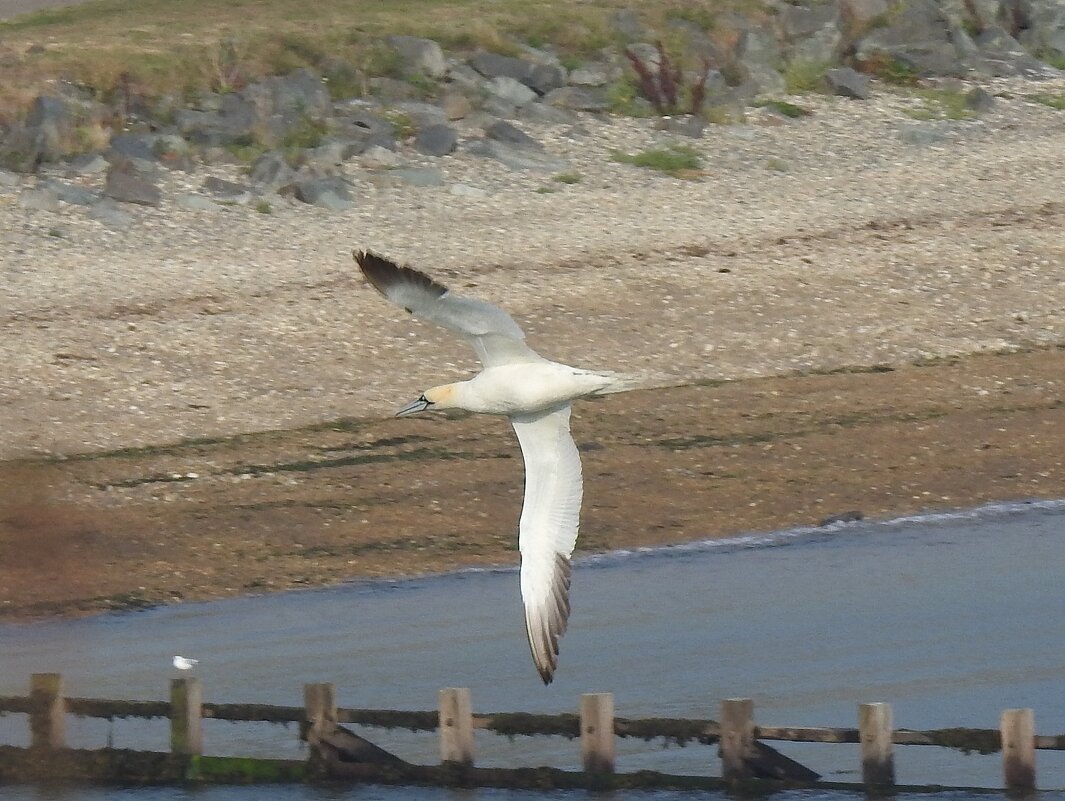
top-left (610, 144), bottom-right (702, 177)
top-left (1028, 92), bottom-right (1065, 110)
top-left (903, 87), bottom-right (973, 120)
top-left (753, 98), bottom-right (812, 118)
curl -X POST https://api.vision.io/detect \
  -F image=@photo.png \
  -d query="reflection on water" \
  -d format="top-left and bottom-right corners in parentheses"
top-left (2, 500), bottom-right (1064, 800)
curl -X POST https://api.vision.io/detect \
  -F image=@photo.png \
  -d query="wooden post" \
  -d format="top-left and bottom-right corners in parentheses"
top-left (303, 682), bottom-right (337, 744)
top-left (170, 677), bottom-right (203, 755)
top-left (580, 693), bottom-right (615, 773)
top-left (1001, 708), bottom-right (1036, 793)
top-left (29, 673), bottom-right (66, 749)
top-left (859, 702), bottom-right (895, 787)
top-left (720, 698), bottom-right (755, 781)
top-left (438, 687), bottom-right (474, 765)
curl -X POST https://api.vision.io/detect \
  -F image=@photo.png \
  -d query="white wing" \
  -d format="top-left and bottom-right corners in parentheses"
top-left (355, 251), bottom-right (544, 368)
top-left (511, 403), bottom-right (582, 684)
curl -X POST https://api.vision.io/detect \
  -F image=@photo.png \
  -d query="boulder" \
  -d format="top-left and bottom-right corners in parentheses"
top-left (568, 62), bottom-right (614, 86)
top-left (249, 151), bottom-right (296, 189)
top-left (48, 182), bottom-right (97, 206)
top-left (202, 176), bottom-right (255, 204)
top-left (414, 124), bottom-right (458, 156)
top-left (386, 35), bottom-right (447, 78)
top-left (388, 167), bottom-right (445, 187)
top-left (65, 154), bottom-right (109, 176)
top-left (108, 133), bottom-right (156, 161)
top-left (543, 86), bottom-right (611, 111)
top-left (468, 52), bottom-right (564, 94)
top-left (88, 199), bottom-right (134, 230)
top-left (486, 76), bottom-right (538, 107)
top-left (484, 120), bottom-right (541, 148)
top-left (825, 66), bottom-right (872, 98)
top-left (466, 139), bottom-right (569, 172)
top-left (286, 176), bottom-right (354, 209)
top-left (855, 0), bottom-right (966, 75)
top-left (519, 102), bottom-right (577, 125)
top-left (393, 101), bottom-right (450, 128)
top-left (18, 187), bottom-right (61, 212)
top-left (104, 159), bottom-right (161, 206)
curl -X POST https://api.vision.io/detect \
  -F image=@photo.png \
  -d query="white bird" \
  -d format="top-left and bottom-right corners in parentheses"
top-left (355, 251), bottom-right (634, 684)
top-left (173, 655), bottom-right (199, 671)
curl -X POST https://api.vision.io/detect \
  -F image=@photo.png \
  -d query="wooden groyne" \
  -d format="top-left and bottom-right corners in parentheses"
top-left (0, 673), bottom-right (1062, 793)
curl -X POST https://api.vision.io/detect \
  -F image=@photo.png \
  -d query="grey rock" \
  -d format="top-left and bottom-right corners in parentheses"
top-left (299, 141), bottom-right (349, 172)
top-left (18, 187), bottom-right (61, 212)
top-left (65, 154), bottom-right (109, 176)
top-left (781, 3), bottom-right (839, 40)
top-left (48, 182), bottom-right (97, 206)
top-left (481, 96), bottom-right (518, 119)
top-left (175, 193), bottom-right (221, 211)
top-left (387, 35), bottom-right (447, 78)
top-left (543, 86), bottom-right (611, 111)
top-left (104, 160), bottom-right (162, 206)
top-left (974, 25), bottom-right (1047, 75)
top-left (360, 145), bottom-right (402, 168)
top-left (736, 27), bottom-right (787, 94)
top-left (965, 86), bottom-right (996, 112)
top-left (23, 95), bottom-right (72, 163)
top-left (658, 115), bottom-right (706, 138)
top-left (485, 119), bottom-right (541, 148)
top-left (250, 152), bottom-right (296, 189)
top-left (108, 133), bottom-right (156, 161)
top-left (414, 124), bottom-right (459, 156)
top-left (486, 76), bottom-right (538, 107)
top-left (466, 139), bottom-right (569, 172)
top-left (519, 102), bottom-right (578, 125)
top-left (469, 52), bottom-right (535, 82)
top-left (0, 169), bottom-right (21, 188)
top-left (286, 176), bottom-right (354, 209)
top-left (202, 176), bottom-right (254, 204)
top-left (1020, 2), bottom-right (1065, 62)
top-left (389, 167), bottom-right (445, 187)
top-left (88, 199), bottom-right (134, 230)
top-left (825, 67), bottom-right (872, 99)
top-left (450, 183), bottom-right (488, 198)
top-left (525, 63), bottom-right (567, 94)
top-left (899, 123), bottom-right (947, 145)
top-left (394, 101), bottom-right (450, 128)
top-left (790, 23), bottom-right (845, 65)
top-left (838, 0), bottom-right (890, 28)
top-left (368, 76), bottom-right (422, 103)
top-left (153, 134), bottom-right (191, 160)
top-left (447, 63), bottom-right (489, 94)
top-left (439, 91), bottom-right (474, 120)
top-left (855, 0), bottom-right (964, 75)
top-left (568, 62), bottom-right (613, 86)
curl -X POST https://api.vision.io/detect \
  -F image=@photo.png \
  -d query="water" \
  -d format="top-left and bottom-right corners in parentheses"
top-left (2, 499), bottom-right (1065, 800)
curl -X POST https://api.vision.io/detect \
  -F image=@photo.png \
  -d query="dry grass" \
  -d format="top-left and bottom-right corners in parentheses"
top-left (0, 0), bottom-right (768, 119)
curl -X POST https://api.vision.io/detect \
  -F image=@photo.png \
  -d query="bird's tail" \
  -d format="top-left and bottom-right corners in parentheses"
top-left (589, 370), bottom-right (680, 396)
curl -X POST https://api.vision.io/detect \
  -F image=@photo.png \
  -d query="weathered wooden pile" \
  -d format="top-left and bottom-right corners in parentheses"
top-left (0, 673), bottom-right (1061, 793)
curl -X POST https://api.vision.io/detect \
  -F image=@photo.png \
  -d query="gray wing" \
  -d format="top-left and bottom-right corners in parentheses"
top-left (355, 251), bottom-right (544, 368)
top-left (511, 403), bottom-right (582, 684)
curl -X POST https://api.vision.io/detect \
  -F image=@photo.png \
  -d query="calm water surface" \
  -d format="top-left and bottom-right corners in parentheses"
top-left (2, 500), bottom-right (1064, 800)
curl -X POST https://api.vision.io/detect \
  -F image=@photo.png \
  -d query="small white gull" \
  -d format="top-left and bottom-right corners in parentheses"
top-left (173, 655), bottom-right (199, 671)
top-left (355, 251), bottom-right (635, 684)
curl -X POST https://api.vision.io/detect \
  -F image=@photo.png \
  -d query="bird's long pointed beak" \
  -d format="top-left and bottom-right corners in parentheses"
top-left (395, 395), bottom-right (431, 417)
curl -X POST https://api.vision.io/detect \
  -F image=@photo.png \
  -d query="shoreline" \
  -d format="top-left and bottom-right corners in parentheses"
top-left (3, 345), bottom-right (1064, 623)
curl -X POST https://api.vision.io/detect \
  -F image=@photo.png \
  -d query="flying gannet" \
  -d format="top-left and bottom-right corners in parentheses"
top-left (355, 251), bottom-right (634, 684)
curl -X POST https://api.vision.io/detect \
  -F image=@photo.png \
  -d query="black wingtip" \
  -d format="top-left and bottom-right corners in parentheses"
top-left (353, 250), bottom-right (448, 300)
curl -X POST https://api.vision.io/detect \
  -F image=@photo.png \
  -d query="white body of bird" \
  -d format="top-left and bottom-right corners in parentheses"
top-left (355, 251), bottom-right (635, 684)
top-left (173, 656), bottom-right (198, 671)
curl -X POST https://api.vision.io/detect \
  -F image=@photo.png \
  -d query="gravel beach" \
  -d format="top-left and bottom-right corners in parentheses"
top-left (2, 75), bottom-right (1064, 618)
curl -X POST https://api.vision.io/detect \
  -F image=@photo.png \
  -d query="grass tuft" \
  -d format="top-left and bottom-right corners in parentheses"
top-left (611, 144), bottom-right (702, 177)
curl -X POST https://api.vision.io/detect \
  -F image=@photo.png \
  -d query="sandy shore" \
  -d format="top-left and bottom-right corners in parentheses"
top-left (2, 74), bottom-right (1064, 619)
